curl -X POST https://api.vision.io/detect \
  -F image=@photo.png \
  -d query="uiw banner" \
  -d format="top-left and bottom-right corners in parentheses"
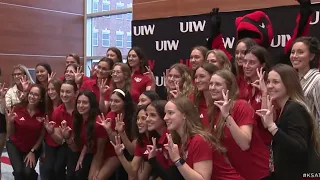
top-left (132, 4), bottom-right (320, 98)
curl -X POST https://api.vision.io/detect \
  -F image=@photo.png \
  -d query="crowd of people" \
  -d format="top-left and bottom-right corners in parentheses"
top-left (0, 36), bottom-right (320, 180)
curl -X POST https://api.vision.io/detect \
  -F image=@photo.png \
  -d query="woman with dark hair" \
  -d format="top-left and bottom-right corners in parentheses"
top-left (137, 90), bottom-right (160, 106)
top-left (62, 63), bottom-right (90, 88)
top-left (257, 64), bottom-right (320, 179)
top-left (35, 63), bottom-right (52, 88)
top-left (81, 57), bottom-right (114, 113)
top-left (6, 84), bottom-right (46, 180)
top-left (127, 47), bottom-right (155, 103)
top-left (96, 89), bottom-right (136, 179)
top-left (43, 80), bottom-right (78, 180)
top-left (290, 36), bottom-right (320, 130)
top-left (64, 90), bottom-right (106, 180)
top-left (66, 53), bottom-right (81, 67)
top-left (107, 47), bottom-right (123, 63)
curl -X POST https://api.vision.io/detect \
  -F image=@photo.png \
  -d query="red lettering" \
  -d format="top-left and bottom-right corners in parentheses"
top-left (148, 60), bottom-right (155, 70)
top-left (179, 59), bottom-right (191, 68)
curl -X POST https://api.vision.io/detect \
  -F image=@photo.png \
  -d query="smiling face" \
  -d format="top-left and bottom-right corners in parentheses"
top-left (77, 94), bottom-right (90, 115)
top-left (109, 93), bottom-right (124, 113)
top-left (235, 42), bottom-right (247, 67)
top-left (195, 67), bottom-right (211, 91)
top-left (243, 52), bottom-right (261, 80)
top-left (36, 65), bottom-right (49, 83)
top-left (209, 74), bottom-right (227, 101)
top-left (64, 66), bottom-right (76, 81)
top-left (164, 101), bottom-right (184, 131)
top-left (107, 50), bottom-right (118, 62)
top-left (127, 50), bottom-right (140, 68)
top-left (146, 105), bottom-right (165, 131)
top-left (267, 70), bottom-right (287, 101)
top-left (47, 82), bottom-right (58, 100)
top-left (66, 56), bottom-right (78, 67)
top-left (60, 83), bottom-right (76, 104)
top-left (167, 68), bottom-right (182, 90)
top-left (112, 65), bottom-right (125, 83)
top-left (190, 49), bottom-right (205, 70)
top-left (290, 42), bottom-right (312, 71)
top-left (138, 94), bottom-right (151, 106)
top-left (96, 61), bottom-right (110, 79)
top-left (12, 68), bottom-right (25, 84)
top-left (136, 109), bottom-right (148, 133)
top-left (28, 86), bottom-right (41, 105)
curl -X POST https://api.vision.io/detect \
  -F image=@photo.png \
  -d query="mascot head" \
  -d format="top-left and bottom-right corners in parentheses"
top-left (235, 11), bottom-right (273, 48)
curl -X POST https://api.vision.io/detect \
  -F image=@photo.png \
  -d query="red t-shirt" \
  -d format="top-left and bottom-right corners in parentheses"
top-left (80, 79), bottom-right (112, 102)
top-left (79, 116), bottom-right (108, 154)
top-left (134, 135), bottom-right (150, 160)
top-left (102, 111), bottom-right (117, 158)
top-left (130, 70), bottom-right (152, 103)
top-left (184, 135), bottom-right (212, 168)
top-left (217, 100), bottom-right (270, 180)
top-left (60, 75), bottom-right (90, 83)
top-left (45, 104), bottom-right (74, 147)
top-left (189, 95), bottom-right (210, 127)
top-left (10, 107), bottom-right (45, 152)
top-left (236, 75), bottom-right (248, 100)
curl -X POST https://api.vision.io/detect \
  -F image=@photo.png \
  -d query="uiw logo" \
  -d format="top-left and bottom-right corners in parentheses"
top-left (222, 37), bottom-right (235, 49)
top-left (180, 20), bottom-right (206, 33)
top-left (271, 34), bottom-right (291, 48)
top-left (310, 11), bottom-right (319, 25)
top-left (155, 40), bottom-right (179, 51)
top-left (133, 25), bottom-right (155, 36)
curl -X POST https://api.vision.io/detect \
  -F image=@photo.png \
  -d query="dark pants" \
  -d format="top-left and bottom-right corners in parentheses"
top-left (40, 142), bottom-right (64, 180)
top-left (6, 138), bottom-right (41, 180)
top-left (75, 153), bottom-right (94, 180)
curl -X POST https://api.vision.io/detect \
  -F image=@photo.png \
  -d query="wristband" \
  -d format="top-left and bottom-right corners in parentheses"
top-left (224, 113), bottom-right (231, 122)
top-left (268, 123), bottom-right (277, 132)
top-left (174, 158), bottom-right (185, 167)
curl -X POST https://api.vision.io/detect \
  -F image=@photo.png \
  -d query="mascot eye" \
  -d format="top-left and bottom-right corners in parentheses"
top-left (259, 23), bottom-right (265, 29)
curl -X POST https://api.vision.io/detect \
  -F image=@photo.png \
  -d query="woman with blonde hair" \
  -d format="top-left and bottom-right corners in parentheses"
top-left (206, 49), bottom-right (231, 70)
top-left (209, 69), bottom-right (270, 180)
top-left (257, 64), bottom-right (320, 179)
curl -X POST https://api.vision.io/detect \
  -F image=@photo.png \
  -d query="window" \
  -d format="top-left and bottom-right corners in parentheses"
top-left (127, 3), bottom-right (132, 20)
top-left (102, 29), bottom-right (110, 47)
top-left (116, 31), bottom-right (124, 48)
top-left (92, 28), bottom-right (99, 47)
top-left (116, 2), bottom-right (124, 19)
top-left (126, 32), bottom-right (131, 48)
top-left (102, 0), bottom-right (110, 11)
top-left (93, 0), bottom-right (99, 13)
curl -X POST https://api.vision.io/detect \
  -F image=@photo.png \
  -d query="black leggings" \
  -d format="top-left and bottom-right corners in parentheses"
top-left (75, 153), bottom-right (94, 180)
top-left (6, 138), bottom-right (41, 180)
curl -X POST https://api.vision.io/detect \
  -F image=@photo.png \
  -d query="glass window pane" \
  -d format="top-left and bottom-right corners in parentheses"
top-left (87, 0), bottom-right (131, 14)
top-left (88, 14), bottom-right (131, 56)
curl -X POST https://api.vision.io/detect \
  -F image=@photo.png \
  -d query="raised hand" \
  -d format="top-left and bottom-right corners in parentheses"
top-left (169, 81), bottom-right (181, 98)
top-left (164, 133), bottom-right (180, 162)
top-left (214, 89), bottom-right (232, 118)
top-left (251, 67), bottom-right (267, 94)
top-left (60, 120), bottom-right (72, 139)
top-left (0, 82), bottom-right (8, 98)
top-left (44, 115), bottom-right (56, 135)
top-left (209, 8), bottom-right (221, 33)
top-left (115, 113), bottom-right (125, 133)
top-left (88, 65), bottom-right (97, 77)
top-left (256, 95), bottom-right (274, 128)
top-left (163, 69), bottom-right (169, 87)
top-left (47, 72), bottom-right (56, 83)
top-left (110, 135), bottom-right (125, 156)
top-left (146, 137), bottom-right (157, 159)
top-left (20, 75), bottom-right (31, 92)
top-left (98, 79), bottom-right (110, 95)
top-left (74, 66), bottom-right (84, 84)
top-left (5, 107), bottom-right (17, 123)
top-left (144, 66), bottom-right (156, 83)
top-left (96, 113), bottom-right (112, 131)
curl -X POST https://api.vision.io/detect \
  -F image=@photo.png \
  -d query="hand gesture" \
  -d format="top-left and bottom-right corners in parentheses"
top-left (251, 67), bottom-right (267, 94)
top-left (5, 107), bottom-right (17, 123)
top-left (24, 152), bottom-right (36, 168)
top-left (209, 8), bottom-right (221, 32)
top-left (147, 137), bottom-right (157, 159)
top-left (60, 120), bottom-right (72, 139)
top-left (98, 79), bottom-right (110, 95)
top-left (144, 66), bottom-right (156, 83)
top-left (44, 115), bottom-right (56, 135)
top-left (20, 75), bottom-right (31, 92)
top-left (74, 66), bottom-right (84, 84)
top-left (115, 113), bottom-right (125, 133)
top-left (169, 81), bottom-right (181, 98)
top-left (214, 89), bottom-right (232, 118)
top-left (0, 82), bottom-right (8, 98)
top-left (88, 65), bottom-right (97, 77)
top-left (256, 95), bottom-right (274, 128)
top-left (75, 155), bottom-right (84, 171)
top-left (164, 133), bottom-right (180, 162)
top-left (47, 72), bottom-right (56, 83)
top-left (110, 135), bottom-right (125, 156)
top-left (163, 69), bottom-right (169, 87)
top-left (96, 113), bottom-right (112, 131)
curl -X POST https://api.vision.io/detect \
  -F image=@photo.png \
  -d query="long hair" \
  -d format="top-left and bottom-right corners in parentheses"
top-left (73, 90), bottom-right (100, 148)
top-left (98, 57), bottom-right (114, 80)
top-left (127, 47), bottom-right (148, 73)
top-left (17, 84), bottom-right (46, 114)
top-left (11, 64), bottom-right (35, 87)
top-left (168, 63), bottom-right (193, 98)
top-left (271, 64), bottom-right (320, 153)
top-left (141, 90), bottom-right (160, 102)
top-left (170, 97), bottom-right (225, 159)
top-left (134, 105), bottom-right (150, 146)
top-left (208, 70), bottom-right (239, 144)
top-left (112, 63), bottom-right (131, 93)
top-left (148, 100), bottom-right (167, 146)
top-left (45, 78), bottom-right (62, 116)
top-left (234, 38), bottom-right (257, 77)
top-left (35, 63), bottom-right (52, 85)
top-left (194, 63), bottom-right (219, 109)
top-left (206, 49), bottom-right (232, 70)
top-left (245, 45), bottom-right (272, 75)
top-left (292, 36), bottom-right (320, 69)
top-left (107, 47), bottom-right (123, 63)
top-left (112, 90), bottom-right (136, 140)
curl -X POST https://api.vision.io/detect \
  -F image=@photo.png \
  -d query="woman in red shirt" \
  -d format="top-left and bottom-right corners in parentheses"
top-left (97, 89), bottom-right (136, 179)
top-left (209, 69), bottom-right (270, 180)
top-left (126, 47), bottom-right (155, 103)
top-left (6, 84), bottom-right (46, 180)
top-left (189, 46), bottom-right (208, 71)
top-left (193, 63), bottom-right (218, 126)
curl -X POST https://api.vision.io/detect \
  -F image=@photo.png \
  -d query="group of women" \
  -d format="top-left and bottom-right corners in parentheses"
top-left (0, 36), bottom-right (319, 180)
